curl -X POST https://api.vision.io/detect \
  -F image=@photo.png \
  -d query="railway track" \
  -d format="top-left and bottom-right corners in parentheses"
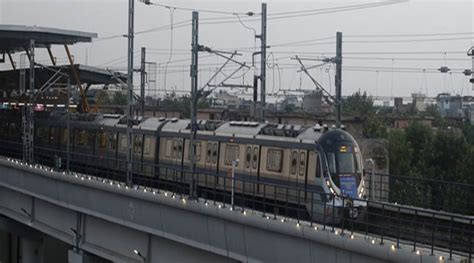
top-left (348, 203), bottom-right (474, 258)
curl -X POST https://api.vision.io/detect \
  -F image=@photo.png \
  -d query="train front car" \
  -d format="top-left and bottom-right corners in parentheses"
top-left (317, 128), bottom-right (366, 222)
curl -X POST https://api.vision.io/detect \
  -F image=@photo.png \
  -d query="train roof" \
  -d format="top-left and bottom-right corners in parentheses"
top-left (37, 114), bottom-right (331, 142)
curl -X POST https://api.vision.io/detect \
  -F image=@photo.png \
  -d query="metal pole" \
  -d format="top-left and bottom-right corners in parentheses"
top-left (126, 0), bottom-right (135, 187)
top-left (260, 2), bottom-right (267, 122)
top-left (66, 78), bottom-right (71, 172)
top-left (24, 39), bottom-right (35, 163)
top-left (471, 47), bottom-right (474, 91)
top-left (140, 47), bottom-right (146, 117)
top-left (335, 32), bottom-right (342, 128)
top-left (231, 159), bottom-right (238, 210)
top-left (190, 11), bottom-right (199, 199)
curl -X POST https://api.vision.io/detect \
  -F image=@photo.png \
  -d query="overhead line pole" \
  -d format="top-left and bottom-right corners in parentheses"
top-left (335, 32), bottom-right (342, 128)
top-left (140, 47), bottom-right (146, 116)
top-left (259, 2), bottom-right (267, 122)
top-left (23, 40), bottom-right (35, 163)
top-left (126, 0), bottom-right (135, 187)
top-left (190, 11), bottom-right (199, 199)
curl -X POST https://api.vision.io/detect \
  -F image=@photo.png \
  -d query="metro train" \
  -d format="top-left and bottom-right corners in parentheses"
top-left (0, 112), bottom-right (367, 221)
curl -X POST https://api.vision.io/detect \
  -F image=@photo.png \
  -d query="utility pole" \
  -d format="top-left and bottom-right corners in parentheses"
top-left (66, 78), bottom-right (71, 173)
top-left (335, 32), bottom-right (342, 128)
top-left (190, 11), bottom-right (199, 199)
top-left (23, 40), bottom-right (35, 163)
top-left (259, 2), bottom-right (267, 122)
top-left (469, 47), bottom-right (474, 90)
top-left (140, 47), bottom-right (146, 117)
top-left (126, 0), bottom-right (135, 187)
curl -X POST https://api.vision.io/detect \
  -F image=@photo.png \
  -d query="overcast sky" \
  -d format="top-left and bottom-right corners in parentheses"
top-left (0, 0), bottom-right (473, 99)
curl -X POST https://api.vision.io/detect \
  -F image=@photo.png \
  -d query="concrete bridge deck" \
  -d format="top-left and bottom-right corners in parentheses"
top-left (0, 157), bottom-right (466, 263)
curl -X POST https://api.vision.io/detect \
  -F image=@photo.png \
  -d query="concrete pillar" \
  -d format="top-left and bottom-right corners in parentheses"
top-left (21, 237), bottom-right (44, 263)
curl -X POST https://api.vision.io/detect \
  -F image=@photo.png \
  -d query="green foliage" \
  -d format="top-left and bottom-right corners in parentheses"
top-left (159, 95), bottom-right (209, 118)
top-left (342, 91), bottom-right (388, 138)
top-left (342, 91), bottom-right (374, 116)
top-left (387, 121), bottom-right (474, 214)
top-left (423, 104), bottom-right (447, 128)
top-left (112, 92), bottom-right (127, 105)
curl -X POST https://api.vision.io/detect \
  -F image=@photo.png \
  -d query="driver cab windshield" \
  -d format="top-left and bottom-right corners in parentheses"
top-left (326, 145), bottom-right (362, 185)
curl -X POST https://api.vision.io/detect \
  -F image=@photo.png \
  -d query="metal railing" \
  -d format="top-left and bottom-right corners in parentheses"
top-left (0, 141), bottom-right (472, 260)
top-left (364, 171), bottom-right (474, 216)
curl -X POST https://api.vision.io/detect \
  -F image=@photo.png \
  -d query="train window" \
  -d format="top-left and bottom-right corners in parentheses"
top-left (133, 135), bottom-right (143, 154)
top-left (76, 130), bottom-right (86, 146)
top-left (144, 137), bottom-right (151, 155)
top-left (252, 147), bottom-right (258, 169)
top-left (165, 139), bottom-right (173, 158)
top-left (245, 146), bottom-right (251, 168)
top-left (299, 152), bottom-right (306, 176)
top-left (338, 152), bottom-right (356, 174)
top-left (316, 154), bottom-right (322, 178)
top-left (99, 131), bottom-right (107, 149)
top-left (172, 140), bottom-right (177, 158)
top-left (109, 133), bottom-right (117, 151)
top-left (206, 142), bottom-right (212, 163)
top-left (177, 140), bottom-right (183, 159)
top-left (291, 151), bottom-right (297, 174)
top-left (224, 144), bottom-right (239, 166)
top-left (120, 134), bottom-right (127, 152)
top-left (327, 152), bottom-right (336, 174)
top-left (212, 143), bottom-right (218, 164)
top-left (267, 149), bottom-right (283, 173)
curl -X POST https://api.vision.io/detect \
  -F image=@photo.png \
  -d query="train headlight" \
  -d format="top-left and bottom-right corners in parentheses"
top-left (360, 187), bottom-right (364, 193)
top-left (325, 179), bottom-right (330, 187)
top-left (329, 187), bottom-right (335, 194)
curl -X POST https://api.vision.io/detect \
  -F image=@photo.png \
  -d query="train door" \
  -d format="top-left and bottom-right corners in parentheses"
top-left (205, 141), bottom-right (219, 188)
top-left (132, 133), bottom-right (144, 175)
top-left (243, 144), bottom-right (259, 195)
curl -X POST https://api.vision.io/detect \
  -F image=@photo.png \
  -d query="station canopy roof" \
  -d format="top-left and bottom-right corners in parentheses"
top-left (0, 24), bottom-right (97, 53)
top-left (0, 64), bottom-right (127, 90)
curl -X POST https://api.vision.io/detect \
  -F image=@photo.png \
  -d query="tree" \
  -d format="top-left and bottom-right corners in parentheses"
top-left (159, 95), bottom-right (210, 118)
top-left (387, 121), bottom-right (474, 214)
top-left (423, 104), bottom-right (447, 128)
top-left (342, 91), bottom-right (373, 116)
top-left (112, 92), bottom-right (127, 105)
top-left (342, 91), bottom-right (388, 138)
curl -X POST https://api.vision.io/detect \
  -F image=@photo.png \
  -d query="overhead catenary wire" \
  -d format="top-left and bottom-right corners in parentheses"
top-left (93, 1), bottom-right (407, 42)
top-left (345, 32), bottom-right (474, 38)
top-left (163, 7), bottom-right (176, 94)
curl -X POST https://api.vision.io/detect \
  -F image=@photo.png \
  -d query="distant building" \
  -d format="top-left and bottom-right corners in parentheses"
top-left (394, 97), bottom-right (403, 112)
top-left (392, 116), bottom-right (434, 129)
top-left (302, 91), bottom-right (323, 114)
top-left (278, 94), bottom-right (302, 112)
top-left (412, 93), bottom-right (427, 112)
top-left (212, 91), bottom-right (240, 109)
top-left (462, 96), bottom-right (474, 124)
top-left (436, 93), bottom-right (463, 118)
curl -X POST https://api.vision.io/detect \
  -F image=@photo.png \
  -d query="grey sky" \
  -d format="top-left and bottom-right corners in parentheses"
top-left (0, 0), bottom-right (473, 99)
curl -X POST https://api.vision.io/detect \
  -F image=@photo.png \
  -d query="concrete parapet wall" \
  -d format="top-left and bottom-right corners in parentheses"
top-left (0, 159), bottom-right (461, 263)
